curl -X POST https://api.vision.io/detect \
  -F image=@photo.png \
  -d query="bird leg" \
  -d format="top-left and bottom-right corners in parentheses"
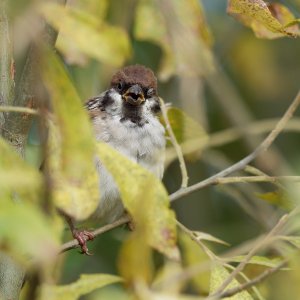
top-left (65, 215), bottom-right (94, 255)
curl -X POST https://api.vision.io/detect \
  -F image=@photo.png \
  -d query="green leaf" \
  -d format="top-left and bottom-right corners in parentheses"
top-left (39, 2), bottom-right (131, 66)
top-left (39, 274), bottom-right (122, 300)
top-left (134, 0), bottom-right (214, 80)
top-left (42, 49), bottom-right (99, 221)
top-left (281, 236), bottom-right (300, 250)
top-left (227, 0), bottom-right (300, 39)
top-left (162, 107), bottom-right (209, 166)
top-left (210, 263), bottom-right (253, 299)
top-left (96, 142), bottom-right (178, 260)
top-left (227, 255), bottom-right (284, 268)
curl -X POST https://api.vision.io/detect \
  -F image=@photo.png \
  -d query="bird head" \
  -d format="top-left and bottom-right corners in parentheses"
top-left (110, 65), bottom-right (158, 107)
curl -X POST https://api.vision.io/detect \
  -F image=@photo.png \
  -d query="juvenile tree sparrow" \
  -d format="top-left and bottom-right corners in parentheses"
top-left (68, 65), bottom-right (166, 254)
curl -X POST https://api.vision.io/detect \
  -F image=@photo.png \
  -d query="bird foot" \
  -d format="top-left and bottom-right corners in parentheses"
top-left (125, 212), bottom-right (136, 231)
top-left (72, 229), bottom-right (94, 255)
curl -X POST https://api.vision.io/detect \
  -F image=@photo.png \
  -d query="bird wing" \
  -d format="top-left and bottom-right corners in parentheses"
top-left (84, 91), bottom-right (107, 119)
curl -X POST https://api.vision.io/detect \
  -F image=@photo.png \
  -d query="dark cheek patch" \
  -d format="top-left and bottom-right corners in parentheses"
top-left (151, 101), bottom-right (161, 114)
top-left (100, 91), bottom-right (114, 110)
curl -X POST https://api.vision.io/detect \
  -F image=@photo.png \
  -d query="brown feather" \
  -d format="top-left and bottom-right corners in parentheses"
top-left (110, 65), bottom-right (157, 93)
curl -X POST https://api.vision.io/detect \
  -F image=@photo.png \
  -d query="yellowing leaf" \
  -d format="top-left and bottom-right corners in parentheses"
top-left (227, 0), bottom-right (300, 39)
top-left (96, 142), bottom-right (178, 260)
top-left (152, 261), bottom-right (184, 294)
top-left (118, 228), bottom-right (153, 286)
top-left (227, 255), bottom-right (284, 268)
top-left (193, 231), bottom-right (229, 246)
top-left (39, 2), bottom-right (131, 66)
top-left (180, 232), bottom-right (211, 294)
top-left (210, 263), bottom-right (253, 299)
top-left (0, 137), bottom-right (43, 200)
top-left (256, 190), bottom-right (294, 210)
top-left (0, 198), bottom-right (59, 264)
top-left (42, 49), bottom-right (99, 221)
top-left (162, 107), bottom-right (209, 166)
top-left (134, 0), bottom-right (214, 80)
top-left (39, 274), bottom-right (122, 300)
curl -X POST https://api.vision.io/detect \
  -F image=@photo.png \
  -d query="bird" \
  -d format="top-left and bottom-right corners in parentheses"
top-left (67, 65), bottom-right (166, 254)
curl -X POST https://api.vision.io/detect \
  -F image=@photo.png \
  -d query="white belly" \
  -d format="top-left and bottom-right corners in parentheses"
top-left (92, 115), bottom-right (165, 222)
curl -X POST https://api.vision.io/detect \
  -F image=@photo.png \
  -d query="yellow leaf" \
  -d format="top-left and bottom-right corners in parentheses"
top-left (39, 274), bottom-right (122, 300)
top-left (39, 2), bottom-right (131, 66)
top-left (152, 261), bottom-right (184, 294)
top-left (96, 142), bottom-right (178, 260)
top-left (180, 232), bottom-right (211, 294)
top-left (228, 255), bottom-right (284, 268)
top-left (42, 49), bottom-right (99, 221)
top-left (256, 190), bottom-right (294, 210)
top-left (134, 0), bottom-right (214, 80)
top-left (210, 263), bottom-right (253, 299)
top-left (118, 229), bottom-right (153, 286)
top-left (227, 0), bottom-right (300, 39)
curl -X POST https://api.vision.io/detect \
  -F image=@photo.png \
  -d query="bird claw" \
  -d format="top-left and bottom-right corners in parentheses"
top-left (72, 229), bottom-right (94, 255)
top-left (124, 212), bottom-right (135, 231)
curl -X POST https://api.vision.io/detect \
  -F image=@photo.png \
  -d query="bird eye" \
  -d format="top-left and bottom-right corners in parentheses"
top-left (117, 82), bottom-right (123, 91)
top-left (147, 88), bottom-right (154, 97)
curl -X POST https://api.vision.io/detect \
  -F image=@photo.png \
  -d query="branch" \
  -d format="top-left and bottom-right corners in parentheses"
top-left (170, 90), bottom-right (300, 203)
top-left (208, 117), bottom-right (300, 149)
top-left (218, 260), bottom-right (288, 299)
top-left (0, 0), bottom-right (14, 129)
top-left (176, 220), bottom-right (218, 260)
top-left (0, 106), bottom-right (38, 115)
top-left (210, 209), bottom-right (294, 298)
top-left (1, 0), bottom-right (67, 155)
top-left (160, 98), bottom-right (189, 188)
top-left (212, 175), bottom-right (300, 185)
top-left (59, 215), bottom-right (130, 253)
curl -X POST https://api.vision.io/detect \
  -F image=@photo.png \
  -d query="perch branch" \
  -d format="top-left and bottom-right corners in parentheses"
top-left (159, 98), bottom-right (189, 188)
top-left (59, 215), bottom-right (130, 253)
top-left (170, 90), bottom-right (300, 203)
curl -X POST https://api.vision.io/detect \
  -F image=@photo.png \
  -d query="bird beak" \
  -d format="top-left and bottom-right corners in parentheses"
top-left (123, 84), bottom-right (145, 106)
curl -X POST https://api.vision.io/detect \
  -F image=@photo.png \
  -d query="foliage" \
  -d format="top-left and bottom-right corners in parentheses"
top-left (1, 0), bottom-right (300, 300)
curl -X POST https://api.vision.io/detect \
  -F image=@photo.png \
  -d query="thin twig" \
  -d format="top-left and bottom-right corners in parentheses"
top-left (170, 90), bottom-right (300, 202)
top-left (223, 263), bottom-right (264, 300)
top-left (176, 220), bottom-right (218, 260)
top-left (209, 212), bottom-right (290, 298)
top-left (218, 260), bottom-right (288, 299)
top-left (208, 117), bottom-right (300, 149)
top-left (160, 98), bottom-right (189, 188)
top-left (213, 175), bottom-right (300, 185)
top-left (0, 106), bottom-right (38, 115)
top-left (59, 215), bottom-right (130, 253)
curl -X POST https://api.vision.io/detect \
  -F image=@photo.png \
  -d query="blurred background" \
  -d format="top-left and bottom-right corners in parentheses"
top-left (5, 0), bottom-right (300, 298)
